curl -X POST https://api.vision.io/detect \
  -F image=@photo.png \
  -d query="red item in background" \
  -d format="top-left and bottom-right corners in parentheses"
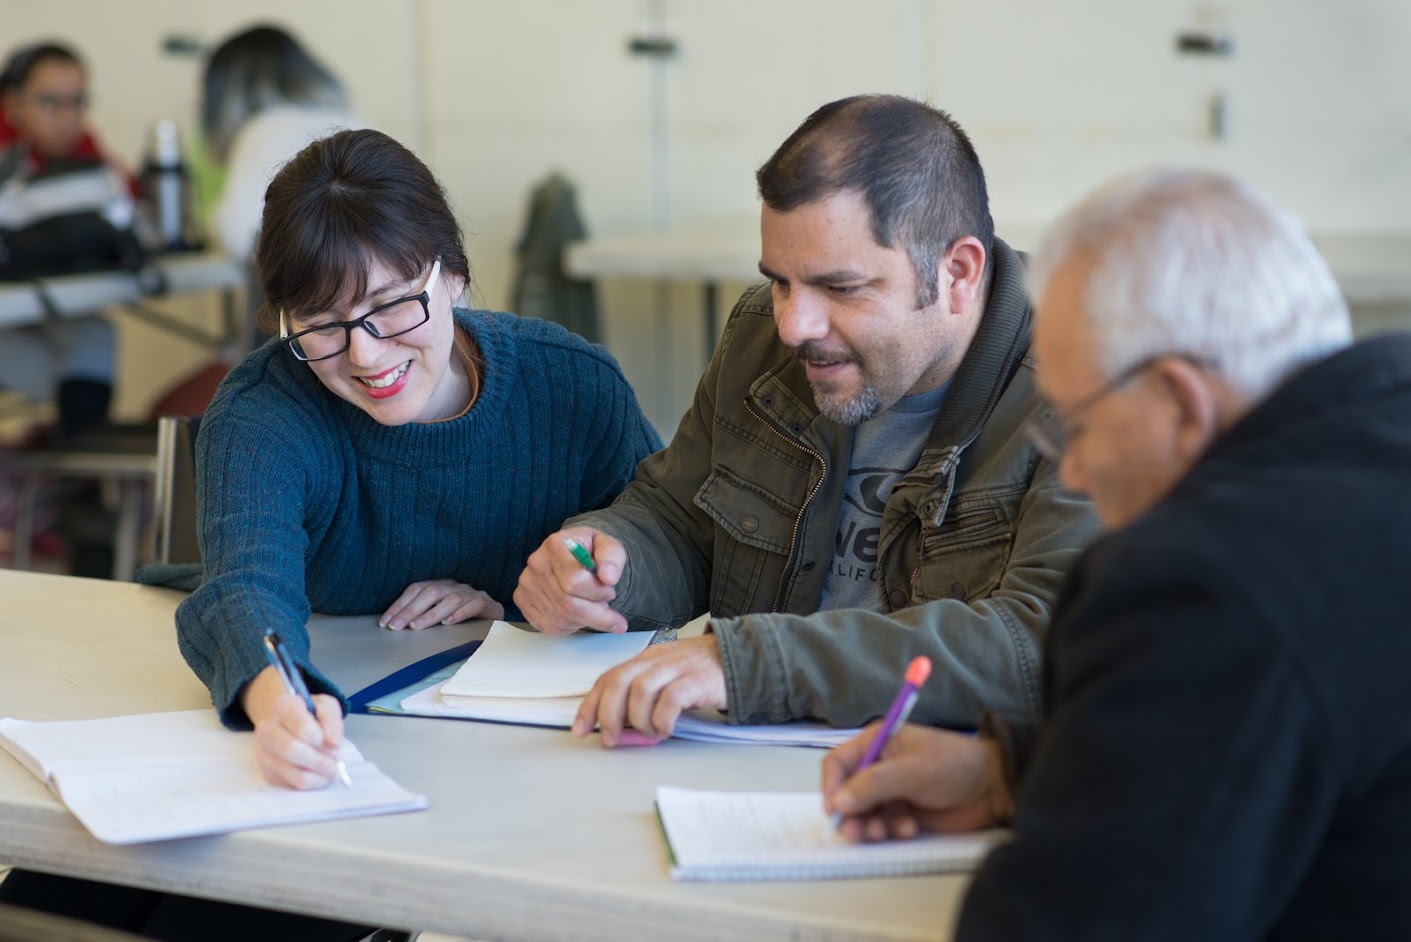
top-left (0, 108), bottom-right (137, 193)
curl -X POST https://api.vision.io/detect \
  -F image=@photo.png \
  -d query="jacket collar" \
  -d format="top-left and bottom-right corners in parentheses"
top-left (1208, 333), bottom-right (1411, 463)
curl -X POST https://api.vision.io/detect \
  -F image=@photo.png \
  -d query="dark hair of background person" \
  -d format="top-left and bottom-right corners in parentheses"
top-left (0, 42), bottom-right (84, 96)
top-left (200, 23), bottom-right (346, 165)
top-left (254, 128), bottom-right (470, 333)
top-left (756, 94), bottom-right (995, 307)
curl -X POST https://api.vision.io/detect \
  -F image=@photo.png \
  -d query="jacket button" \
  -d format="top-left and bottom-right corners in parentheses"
top-left (887, 589), bottom-right (907, 610)
top-left (800, 560), bottom-right (815, 572)
top-left (921, 500), bottom-right (937, 519)
top-left (950, 581), bottom-right (966, 600)
top-left (761, 395), bottom-right (774, 408)
top-left (740, 515), bottom-right (759, 533)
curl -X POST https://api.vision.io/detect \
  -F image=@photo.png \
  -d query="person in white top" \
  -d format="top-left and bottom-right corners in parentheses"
top-left (201, 24), bottom-right (364, 262)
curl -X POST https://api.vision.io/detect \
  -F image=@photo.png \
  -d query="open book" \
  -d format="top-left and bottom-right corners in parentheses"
top-left (0, 710), bottom-right (427, 844)
top-left (383, 622), bottom-right (860, 747)
top-left (656, 786), bottom-right (1007, 882)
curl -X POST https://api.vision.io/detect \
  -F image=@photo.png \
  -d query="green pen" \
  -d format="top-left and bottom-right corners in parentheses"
top-left (564, 537), bottom-right (597, 573)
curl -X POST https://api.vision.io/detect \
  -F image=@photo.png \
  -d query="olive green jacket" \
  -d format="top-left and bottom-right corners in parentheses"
top-left (568, 239), bottom-right (1100, 728)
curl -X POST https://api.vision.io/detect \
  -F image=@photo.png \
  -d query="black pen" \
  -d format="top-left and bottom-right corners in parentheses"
top-left (261, 630), bottom-right (352, 788)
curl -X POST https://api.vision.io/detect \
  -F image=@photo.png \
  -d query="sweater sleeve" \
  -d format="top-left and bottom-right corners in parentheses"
top-left (174, 409), bottom-right (343, 728)
top-left (956, 556), bottom-right (1338, 941)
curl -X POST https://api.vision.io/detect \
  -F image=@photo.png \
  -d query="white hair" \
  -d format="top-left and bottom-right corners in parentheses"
top-left (1027, 168), bottom-right (1352, 399)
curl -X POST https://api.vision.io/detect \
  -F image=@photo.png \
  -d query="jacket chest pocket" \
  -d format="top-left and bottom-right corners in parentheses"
top-left (912, 499), bottom-right (1016, 605)
top-left (695, 466), bottom-right (799, 616)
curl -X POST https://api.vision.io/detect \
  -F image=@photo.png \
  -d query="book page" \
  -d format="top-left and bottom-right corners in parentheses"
top-left (0, 711), bottom-right (428, 844)
top-left (0, 711), bottom-right (247, 777)
top-left (389, 668), bottom-right (858, 746)
top-left (439, 621), bottom-right (652, 698)
top-left (656, 786), bottom-right (1006, 882)
top-left (672, 711), bottom-right (860, 749)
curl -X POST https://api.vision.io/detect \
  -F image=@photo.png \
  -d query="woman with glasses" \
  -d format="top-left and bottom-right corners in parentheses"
top-left (1, 128), bottom-right (659, 939)
top-left (0, 41), bottom-right (128, 439)
top-left (178, 127), bottom-right (659, 788)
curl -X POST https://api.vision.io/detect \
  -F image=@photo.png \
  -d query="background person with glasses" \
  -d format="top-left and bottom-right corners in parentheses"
top-left (156, 128), bottom-right (660, 792)
top-left (0, 41), bottom-right (131, 439)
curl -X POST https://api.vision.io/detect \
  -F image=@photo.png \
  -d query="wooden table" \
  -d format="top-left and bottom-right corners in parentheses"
top-left (0, 570), bottom-right (966, 941)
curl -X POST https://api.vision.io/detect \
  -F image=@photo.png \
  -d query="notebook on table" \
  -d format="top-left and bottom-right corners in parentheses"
top-left (371, 622), bottom-right (861, 747)
top-left (655, 786), bottom-right (1007, 882)
top-left (0, 709), bottom-right (427, 844)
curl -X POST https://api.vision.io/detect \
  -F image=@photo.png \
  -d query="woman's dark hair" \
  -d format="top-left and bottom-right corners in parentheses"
top-left (201, 24), bottom-right (346, 164)
top-left (1, 42), bottom-right (84, 95)
top-left (757, 94), bottom-right (994, 307)
top-left (254, 128), bottom-right (469, 333)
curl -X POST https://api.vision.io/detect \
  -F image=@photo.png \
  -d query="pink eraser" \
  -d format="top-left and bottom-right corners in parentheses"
top-left (612, 729), bottom-right (663, 747)
top-left (904, 656), bottom-right (933, 687)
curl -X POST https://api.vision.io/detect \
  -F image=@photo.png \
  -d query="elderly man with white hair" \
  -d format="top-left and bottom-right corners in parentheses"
top-left (822, 168), bottom-right (1411, 940)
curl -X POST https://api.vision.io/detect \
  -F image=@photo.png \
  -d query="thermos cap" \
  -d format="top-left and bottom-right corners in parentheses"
top-left (148, 119), bottom-right (182, 167)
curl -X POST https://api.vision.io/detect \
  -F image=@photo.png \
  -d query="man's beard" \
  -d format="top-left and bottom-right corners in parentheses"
top-left (811, 377), bottom-right (882, 425)
top-left (794, 341), bottom-right (884, 425)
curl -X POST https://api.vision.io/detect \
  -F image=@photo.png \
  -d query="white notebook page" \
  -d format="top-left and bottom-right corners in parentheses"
top-left (656, 786), bottom-right (1006, 882)
top-left (439, 621), bottom-right (652, 698)
top-left (0, 711), bottom-right (427, 844)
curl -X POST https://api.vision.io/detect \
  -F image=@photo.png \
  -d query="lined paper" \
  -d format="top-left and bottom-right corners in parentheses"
top-left (656, 786), bottom-right (1007, 881)
top-left (439, 621), bottom-right (652, 698)
top-left (0, 711), bottom-right (427, 844)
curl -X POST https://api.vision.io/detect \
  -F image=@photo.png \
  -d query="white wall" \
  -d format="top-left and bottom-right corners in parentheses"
top-left (5, 0), bottom-right (1409, 433)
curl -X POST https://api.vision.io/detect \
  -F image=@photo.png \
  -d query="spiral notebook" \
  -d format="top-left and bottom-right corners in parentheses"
top-left (655, 786), bottom-right (1007, 882)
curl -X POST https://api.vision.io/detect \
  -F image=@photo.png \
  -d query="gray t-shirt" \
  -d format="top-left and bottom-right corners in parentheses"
top-left (818, 381), bottom-right (951, 612)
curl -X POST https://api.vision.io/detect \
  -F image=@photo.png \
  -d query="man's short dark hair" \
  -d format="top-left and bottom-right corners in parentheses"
top-left (756, 94), bottom-right (993, 307)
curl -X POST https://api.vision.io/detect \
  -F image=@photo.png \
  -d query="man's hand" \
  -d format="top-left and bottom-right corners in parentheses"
top-left (514, 527), bottom-right (629, 635)
top-left (572, 635), bottom-right (727, 746)
top-left (241, 666), bottom-right (345, 790)
top-left (821, 723), bottom-right (1013, 842)
top-left (380, 579), bottom-right (504, 630)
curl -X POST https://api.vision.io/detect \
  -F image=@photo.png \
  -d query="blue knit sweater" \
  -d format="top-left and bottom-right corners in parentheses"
top-left (176, 309), bottom-right (661, 726)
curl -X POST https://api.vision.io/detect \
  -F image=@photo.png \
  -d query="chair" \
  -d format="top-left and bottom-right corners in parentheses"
top-left (152, 414), bottom-right (201, 566)
top-left (4, 424), bottom-right (159, 580)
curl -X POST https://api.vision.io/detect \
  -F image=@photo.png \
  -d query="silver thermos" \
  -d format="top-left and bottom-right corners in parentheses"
top-left (140, 119), bottom-right (198, 252)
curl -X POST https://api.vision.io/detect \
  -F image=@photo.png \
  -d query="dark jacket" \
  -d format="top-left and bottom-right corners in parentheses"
top-left (963, 334), bottom-right (1411, 941)
top-left (569, 239), bottom-right (1100, 728)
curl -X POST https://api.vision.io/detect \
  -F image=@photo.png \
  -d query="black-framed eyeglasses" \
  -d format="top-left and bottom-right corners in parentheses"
top-left (280, 258), bottom-right (441, 362)
top-left (1024, 353), bottom-right (1211, 463)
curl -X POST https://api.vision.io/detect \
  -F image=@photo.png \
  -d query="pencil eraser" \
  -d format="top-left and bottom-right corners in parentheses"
top-left (612, 729), bottom-right (663, 747)
top-left (905, 656), bottom-right (933, 687)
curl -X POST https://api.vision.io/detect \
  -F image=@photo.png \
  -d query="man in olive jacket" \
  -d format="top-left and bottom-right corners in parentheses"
top-left (515, 95), bottom-right (1100, 744)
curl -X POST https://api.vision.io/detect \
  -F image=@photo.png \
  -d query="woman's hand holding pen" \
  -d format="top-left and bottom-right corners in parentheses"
top-left (821, 724), bottom-right (1011, 843)
top-left (514, 527), bottom-right (630, 635)
top-left (241, 667), bottom-right (347, 790)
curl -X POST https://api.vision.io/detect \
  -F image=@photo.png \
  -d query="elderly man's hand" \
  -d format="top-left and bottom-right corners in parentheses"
top-left (821, 723), bottom-right (1013, 842)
